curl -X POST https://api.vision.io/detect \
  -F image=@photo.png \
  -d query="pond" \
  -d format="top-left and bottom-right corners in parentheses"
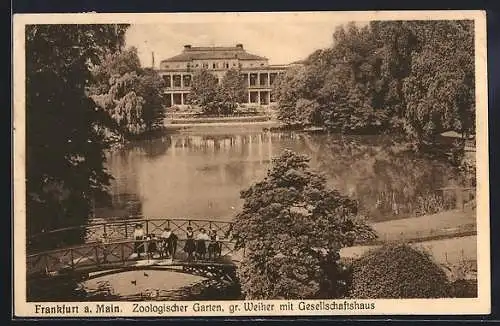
top-left (95, 130), bottom-right (464, 223)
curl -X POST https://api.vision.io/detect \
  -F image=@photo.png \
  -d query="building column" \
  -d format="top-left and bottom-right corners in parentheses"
top-left (267, 72), bottom-right (270, 87)
top-left (267, 91), bottom-right (271, 105)
top-left (257, 91), bottom-right (261, 105)
top-left (247, 92), bottom-right (251, 104)
top-left (181, 93), bottom-right (184, 105)
top-left (180, 75), bottom-right (184, 88)
top-left (257, 73), bottom-right (260, 87)
top-left (170, 93), bottom-right (174, 107)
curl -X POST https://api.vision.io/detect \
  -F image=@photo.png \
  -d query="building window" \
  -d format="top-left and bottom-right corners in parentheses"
top-left (241, 74), bottom-right (249, 86)
top-left (260, 73), bottom-right (268, 86)
top-left (270, 73), bottom-right (278, 85)
top-left (249, 91), bottom-right (259, 103)
top-left (173, 93), bottom-right (182, 105)
top-left (260, 91), bottom-right (269, 105)
top-left (233, 63), bottom-right (237, 66)
top-left (173, 75), bottom-right (182, 88)
top-left (162, 75), bottom-right (171, 88)
top-left (213, 63), bottom-right (216, 69)
top-left (249, 73), bottom-right (258, 86)
top-left (164, 93), bottom-right (172, 107)
top-left (183, 75), bottom-right (191, 87)
top-left (203, 63), bottom-right (208, 69)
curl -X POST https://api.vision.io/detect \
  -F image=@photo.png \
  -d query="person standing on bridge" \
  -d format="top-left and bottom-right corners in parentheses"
top-left (133, 224), bottom-right (146, 258)
top-left (161, 227), bottom-right (178, 259)
top-left (208, 229), bottom-right (221, 260)
top-left (195, 228), bottom-right (210, 260)
top-left (183, 226), bottom-right (196, 261)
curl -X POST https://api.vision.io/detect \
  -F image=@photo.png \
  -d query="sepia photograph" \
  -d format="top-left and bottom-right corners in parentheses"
top-left (13, 11), bottom-right (489, 317)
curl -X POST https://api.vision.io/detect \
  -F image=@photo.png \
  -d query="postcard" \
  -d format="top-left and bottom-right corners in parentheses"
top-left (13, 10), bottom-right (489, 317)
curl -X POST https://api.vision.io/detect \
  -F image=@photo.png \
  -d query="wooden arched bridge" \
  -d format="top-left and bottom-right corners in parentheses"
top-left (27, 218), bottom-right (243, 282)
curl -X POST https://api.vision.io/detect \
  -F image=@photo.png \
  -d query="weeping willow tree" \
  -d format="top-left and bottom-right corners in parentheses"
top-left (89, 46), bottom-right (166, 138)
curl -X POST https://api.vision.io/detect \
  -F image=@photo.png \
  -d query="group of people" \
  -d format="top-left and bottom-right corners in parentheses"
top-left (132, 224), bottom-right (222, 261)
top-left (184, 226), bottom-right (222, 261)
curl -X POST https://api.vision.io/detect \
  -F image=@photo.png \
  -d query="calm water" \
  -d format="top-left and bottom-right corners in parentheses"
top-left (95, 130), bottom-right (463, 222)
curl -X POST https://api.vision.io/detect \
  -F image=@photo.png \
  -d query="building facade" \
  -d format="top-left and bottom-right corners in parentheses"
top-left (157, 44), bottom-right (287, 107)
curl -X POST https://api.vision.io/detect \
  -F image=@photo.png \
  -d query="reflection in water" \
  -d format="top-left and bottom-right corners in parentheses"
top-left (96, 132), bottom-right (464, 222)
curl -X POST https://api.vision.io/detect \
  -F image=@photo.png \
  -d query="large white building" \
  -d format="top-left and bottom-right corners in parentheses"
top-left (156, 44), bottom-right (288, 107)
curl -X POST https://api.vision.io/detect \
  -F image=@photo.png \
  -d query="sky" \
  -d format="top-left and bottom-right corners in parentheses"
top-left (125, 16), bottom-right (362, 68)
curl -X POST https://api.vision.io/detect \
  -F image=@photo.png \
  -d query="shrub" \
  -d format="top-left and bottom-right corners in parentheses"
top-left (349, 243), bottom-right (450, 298)
top-left (449, 279), bottom-right (477, 298)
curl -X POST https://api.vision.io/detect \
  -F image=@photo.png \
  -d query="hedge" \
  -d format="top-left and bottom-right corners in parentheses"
top-left (349, 243), bottom-right (450, 299)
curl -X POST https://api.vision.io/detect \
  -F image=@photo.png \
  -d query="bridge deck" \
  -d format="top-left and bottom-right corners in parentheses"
top-left (28, 236), bottom-right (242, 279)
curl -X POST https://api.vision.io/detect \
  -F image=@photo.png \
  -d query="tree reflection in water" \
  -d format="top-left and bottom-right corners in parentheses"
top-left (307, 134), bottom-right (463, 221)
top-left (98, 131), bottom-right (466, 224)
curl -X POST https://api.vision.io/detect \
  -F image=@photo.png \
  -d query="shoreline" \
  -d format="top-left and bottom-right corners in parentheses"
top-left (162, 120), bottom-right (282, 135)
top-left (164, 120), bottom-right (280, 129)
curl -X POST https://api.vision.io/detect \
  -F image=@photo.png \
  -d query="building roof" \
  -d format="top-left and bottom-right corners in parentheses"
top-left (161, 45), bottom-right (268, 63)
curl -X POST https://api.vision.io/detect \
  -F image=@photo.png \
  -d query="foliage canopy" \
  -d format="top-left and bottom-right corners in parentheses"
top-left (233, 150), bottom-right (376, 299)
top-left (349, 243), bottom-right (450, 298)
top-left (188, 68), bottom-right (246, 115)
top-left (273, 21), bottom-right (475, 148)
top-left (26, 24), bottom-right (129, 245)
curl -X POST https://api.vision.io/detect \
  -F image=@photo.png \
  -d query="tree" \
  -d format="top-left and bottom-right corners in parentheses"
top-left (188, 69), bottom-right (219, 115)
top-left (402, 21), bottom-right (475, 147)
top-left (26, 24), bottom-right (129, 247)
top-left (272, 66), bottom-right (311, 127)
top-left (89, 47), bottom-right (166, 137)
top-left (137, 68), bottom-right (166, 133)
top-left (218, 68), bottom-right (247, 115)
top-left (232, 150), bottom-right (376, 299)
top-left (273, 20), bottom-right (475, 151)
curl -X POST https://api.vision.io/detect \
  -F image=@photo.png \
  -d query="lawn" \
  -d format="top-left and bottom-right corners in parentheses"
top-left (342, 208), bottom-right (479, 279)
top-left (369, 208), bottom-right (476, 243)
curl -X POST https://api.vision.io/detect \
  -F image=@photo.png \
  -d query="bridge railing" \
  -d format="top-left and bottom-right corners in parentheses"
top-left (27, 238), bottom-right (239, 278)
top-left (28, 218), bottom-right (234, 253)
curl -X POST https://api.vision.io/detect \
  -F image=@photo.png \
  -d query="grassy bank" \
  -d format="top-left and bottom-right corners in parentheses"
top-left (370, 208), bottom-right (476, 243)
top-left (342, 208), bottom-right (478, 280)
